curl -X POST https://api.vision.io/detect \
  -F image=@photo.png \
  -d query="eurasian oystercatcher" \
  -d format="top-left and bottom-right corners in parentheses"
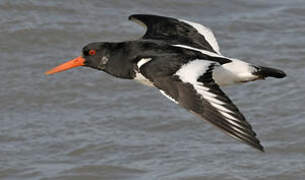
top-left (46, 14), bottom-right (286, 152)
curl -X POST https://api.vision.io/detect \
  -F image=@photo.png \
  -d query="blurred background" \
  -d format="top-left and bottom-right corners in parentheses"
top-left (0, 0), bottom-right (304, 179)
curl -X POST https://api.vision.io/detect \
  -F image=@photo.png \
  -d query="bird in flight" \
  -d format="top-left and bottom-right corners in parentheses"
top-left (45, 14), bottom-right (286, 152)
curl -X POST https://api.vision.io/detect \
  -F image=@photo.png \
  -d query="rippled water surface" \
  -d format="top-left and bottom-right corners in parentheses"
top-left (1, 0), bottom-right (305, 179)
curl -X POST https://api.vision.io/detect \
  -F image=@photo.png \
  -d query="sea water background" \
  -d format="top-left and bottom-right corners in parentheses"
top-left (1, 0), bottom-right (305, 179)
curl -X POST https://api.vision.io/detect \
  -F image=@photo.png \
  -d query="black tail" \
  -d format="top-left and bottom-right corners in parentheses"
top-left (253, 66), bottom-right (286, 79)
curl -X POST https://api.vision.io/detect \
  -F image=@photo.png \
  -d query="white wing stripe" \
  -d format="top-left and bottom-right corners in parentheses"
top-left (179, 19), bottom-right (220, 54)
top-left (196, 86), bottom-right (217, 97)
top-left (137, 58), bottom-right (152, 68)
top-left (231, 123), bottom-right (251, 136)
top-left (134, 58), bottom-right (154, 87)
top-left (201, 92), bottom-right (225, 105)
top-left (197, 89), bottom-right (217, 98)
top-left (175, 59), bottom-right (238, 121)
top-left (175, 60), bottom-right (212, 83)
top-left (160, 90), bottom-right (178, 104)
top-left (224, 118), bottom-right (244, 129)
top-left (197, 83), bottom-right (237, 120)
top-left (196, 85), bottom-right (210, 91)
top-left (173, 44), bottom-right (222, 58)
top-left (209, 103), bottom-right (233, 114)
top-left (219, 111), bottom-right (239, 121)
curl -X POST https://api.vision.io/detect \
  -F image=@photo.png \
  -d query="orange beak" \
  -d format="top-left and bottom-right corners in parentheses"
top-left (45, 56), bottom-right (85, 75)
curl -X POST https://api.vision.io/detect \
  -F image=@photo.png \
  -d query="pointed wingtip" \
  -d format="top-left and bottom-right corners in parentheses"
top-left (128, 14), bottom-right (135, 20)
top-left (256, 144), bottom-right (265, 152)
top-left (128, 14), bottom-right (146, 21)
top-left (246, 137), bottom-right (264, 152)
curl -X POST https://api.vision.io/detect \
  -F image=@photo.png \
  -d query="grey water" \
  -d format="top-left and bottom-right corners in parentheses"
top-left (1, 0), bottom-right (305, 179)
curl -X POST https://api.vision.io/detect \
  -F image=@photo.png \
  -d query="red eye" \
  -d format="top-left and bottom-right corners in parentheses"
top-left (89, 50), bottom-right (96, 56)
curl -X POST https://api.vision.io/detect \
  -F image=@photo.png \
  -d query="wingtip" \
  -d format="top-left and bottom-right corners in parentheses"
top-left (128, 14), bottom-right (169, 21)
top-left (246, 137), bottom-right (264, 152)
top-left (244, 136), bottom-right (265, 152)
top-left (128, 14), bottom-right (147, 20)
top-left (128, 14), bottom-right (136, 20)
top-left (255, 144), bottom-right (265, 152)
top-left (221, 127), bottom-right (265, 153)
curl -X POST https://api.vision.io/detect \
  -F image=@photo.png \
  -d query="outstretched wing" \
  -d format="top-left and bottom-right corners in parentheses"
top-left (129, 14), bottom-right (221, 54)
top-left (140, 58), bottom-right (264, 151)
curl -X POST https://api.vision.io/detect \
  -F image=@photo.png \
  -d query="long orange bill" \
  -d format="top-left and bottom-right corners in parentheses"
top-left (45, 56), bottom-right (85, 75)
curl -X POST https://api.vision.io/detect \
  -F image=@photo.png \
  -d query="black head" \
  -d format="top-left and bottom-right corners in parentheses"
top-left (82, 42), bottom-right (112, 71)
top-left (45, 42), bottom-right (115, 75)
top-left (45, 42), bottom-right (134, 79)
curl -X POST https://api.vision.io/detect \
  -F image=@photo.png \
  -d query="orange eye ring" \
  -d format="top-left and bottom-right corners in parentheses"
top-left (89, 50), bottom-right (96, 56)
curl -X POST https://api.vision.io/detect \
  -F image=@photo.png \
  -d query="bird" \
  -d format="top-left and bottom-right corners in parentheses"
top-left (45, 14), bottom-right (286, 152)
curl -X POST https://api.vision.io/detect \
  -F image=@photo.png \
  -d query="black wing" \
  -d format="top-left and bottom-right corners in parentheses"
top-left (129, 14), bottom-right (221, 54)
top-left (140, 58), bottom-right (264, 151)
